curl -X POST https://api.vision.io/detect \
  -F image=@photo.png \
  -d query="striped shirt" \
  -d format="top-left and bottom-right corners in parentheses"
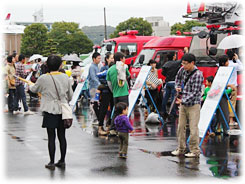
top-left (175, 66), bottom-right (204, 106)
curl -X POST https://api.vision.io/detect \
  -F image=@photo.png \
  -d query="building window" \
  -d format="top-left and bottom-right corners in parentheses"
top-left (155, 22), bottom-right (159, 26)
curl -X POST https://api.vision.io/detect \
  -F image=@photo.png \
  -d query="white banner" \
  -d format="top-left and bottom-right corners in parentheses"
top-left (24, 72), bottom-right (33, 88)
top-left (127, 65), bottom-right (151, 117)
top-left (69, 81), bottom-right (86, 107)
top-left (69, 63), bottom-right (91, 111)
top-left (199, 67), bottom-right (234, 138)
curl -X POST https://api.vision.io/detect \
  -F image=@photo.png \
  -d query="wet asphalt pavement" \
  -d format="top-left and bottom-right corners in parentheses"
top-left (4, 99), bottom-right (241, 181)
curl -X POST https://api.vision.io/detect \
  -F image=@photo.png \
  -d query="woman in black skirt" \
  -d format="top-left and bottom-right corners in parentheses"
top-left (29, 55), bottom-right (73, 170)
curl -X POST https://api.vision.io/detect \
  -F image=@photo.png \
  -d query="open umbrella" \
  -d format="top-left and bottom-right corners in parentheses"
top-left (41, 57), bottom-right (48, 62)
top-left (62, 54), bottom-right (82, 62)
top-left (29, 54), bottom-right (43, 62)
top-left (62, 54), bottom-right (70, 61)
top-left (217, 35), bottom-right (244, 50)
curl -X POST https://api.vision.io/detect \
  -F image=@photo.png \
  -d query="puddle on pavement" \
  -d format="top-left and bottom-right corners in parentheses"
top-left (138, 134), bottom-right (241, 178)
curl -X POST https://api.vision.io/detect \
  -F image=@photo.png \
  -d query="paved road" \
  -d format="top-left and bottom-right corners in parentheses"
top-left (3, 101), bottom-right (241, 181)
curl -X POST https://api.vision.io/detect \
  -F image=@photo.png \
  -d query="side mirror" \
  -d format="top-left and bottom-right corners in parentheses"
top-left (130, 59), bottom-right (134, 66)
top-left (209, 47), bottom-right (217, 56)
top-left (128, 59), bottom-right (134, 70)
top-left (139, 55), bottom-right (145, 64)
top-left (210, 33), bottom-right (217, 45)
top-left (198, 31), bottom-right (208, 39)
top-left (106, 44), bottom-right (112, 51)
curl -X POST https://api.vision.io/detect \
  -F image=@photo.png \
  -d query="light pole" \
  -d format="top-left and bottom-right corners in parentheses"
top-left (104, 7), bottom-right (107, 40)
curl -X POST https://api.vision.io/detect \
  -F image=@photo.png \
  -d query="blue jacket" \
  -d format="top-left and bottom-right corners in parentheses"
top-left (115, 115), bottom-right (133, 133)
top-left (88, 63), bottom-right (100, 89)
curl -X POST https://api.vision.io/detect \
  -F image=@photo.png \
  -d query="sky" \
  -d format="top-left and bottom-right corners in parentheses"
top-left (2, 0), bottom-right (244, 27)
top-left (1, 0), bottom-right (194, 27)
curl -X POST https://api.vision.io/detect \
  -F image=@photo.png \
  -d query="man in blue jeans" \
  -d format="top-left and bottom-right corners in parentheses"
top-left (13, 54), bottom-right (34, 115)
top-left (161, 52), bottom-right (181, 122)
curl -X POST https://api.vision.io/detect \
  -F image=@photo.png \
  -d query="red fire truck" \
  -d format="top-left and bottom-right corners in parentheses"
top-left (100, 30), bottom-right (157, 65)
top-left (130, 36), bottom-right (192, 86)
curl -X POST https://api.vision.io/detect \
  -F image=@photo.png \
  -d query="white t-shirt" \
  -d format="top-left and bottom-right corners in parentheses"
top-left (228, 59), bottom-right (243, 86)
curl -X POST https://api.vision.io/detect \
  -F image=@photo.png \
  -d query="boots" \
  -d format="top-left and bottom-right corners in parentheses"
top-left (98, 126), bottom-right (107, 136)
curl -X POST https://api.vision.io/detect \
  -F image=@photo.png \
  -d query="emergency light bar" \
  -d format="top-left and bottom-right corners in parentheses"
top-left (119, 30), bottom-right (138, 36)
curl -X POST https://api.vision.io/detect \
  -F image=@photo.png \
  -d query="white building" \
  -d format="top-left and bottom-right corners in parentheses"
top-left (145, 16), bottom-right (170, 37)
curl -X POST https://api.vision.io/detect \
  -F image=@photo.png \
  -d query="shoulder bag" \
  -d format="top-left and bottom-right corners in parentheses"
top-left (50, 74), bottom-right (73, 129)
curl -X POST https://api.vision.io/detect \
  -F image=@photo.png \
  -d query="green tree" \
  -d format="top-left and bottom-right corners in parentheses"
top-left (171, 20), bottom-right (206, 35)
top-left (110, 17), bottom-right (153, 38)
top-left (21, 23), bottom-right (48, 57)
top-left (43, 39), bottom-right (59, 57)
top-left (48, 22), bottom-right (93, 55)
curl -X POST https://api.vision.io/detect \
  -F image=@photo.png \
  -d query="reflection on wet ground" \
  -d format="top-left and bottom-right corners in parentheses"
top-left (71, 100), bottom-right (241, 178)
top-left (5, 98), bottom-right (241, 178)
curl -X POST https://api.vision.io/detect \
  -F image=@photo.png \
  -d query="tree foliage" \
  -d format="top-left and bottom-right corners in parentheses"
top-left (43, 39), bottom-right (59, 57)
top-left (21, 23), bottom-right (48, 57)
top-left (110, 17), bottom-right (153, 38)
top-left (170, 20), bottom-right (206, 35)
top-left (48, 22), bottom-right (93, 55)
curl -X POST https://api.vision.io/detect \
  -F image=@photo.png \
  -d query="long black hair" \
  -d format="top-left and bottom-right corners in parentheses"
top-left (104, 52), bottom-right (112, 66)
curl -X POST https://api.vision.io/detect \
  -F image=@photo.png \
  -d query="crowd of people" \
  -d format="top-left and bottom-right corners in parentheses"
top-left (5, 54), bottom-right (36, 115)
top-left (86, 50), bottom-right (242, 159)
top-left (4, 48), bottom-right (242, 169)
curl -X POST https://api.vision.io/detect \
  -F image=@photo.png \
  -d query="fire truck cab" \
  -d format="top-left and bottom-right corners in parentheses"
top-left (130, 36), bottom-right (192, 86)
top-left (100, 30), bottom-right (157, 65)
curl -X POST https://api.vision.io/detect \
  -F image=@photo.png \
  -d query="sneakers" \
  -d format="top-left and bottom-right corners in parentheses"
top-left (171, 149), bottom-right (186, 156)
top-left (13, 110), bottom-right (22, 115)
top-left (98, 126), bottom-right (107, 136)
top-left (184, 152), bottom-right (200, 158)
top-left (120, 154), bottom-right (127, 159)
top-left (24, 110), bottom-right (35, 115)
top-left (108, 130), bottom-right (117, 136)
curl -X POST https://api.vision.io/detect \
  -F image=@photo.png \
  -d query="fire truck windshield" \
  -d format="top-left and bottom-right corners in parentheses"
top-left (100, 42), bottom-right (116, 60)
top-left (133, 49), bottom-right (155, 68)
top-left (189, 33), bottom-right (227, 63)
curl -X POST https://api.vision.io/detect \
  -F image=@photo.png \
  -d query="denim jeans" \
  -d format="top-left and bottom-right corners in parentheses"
top-left (8, 89), bottom-right (16, 112)
top-left (162, 82), bottom-right (176, 115)
top-left (14, 84), bottom-right (28, 112)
